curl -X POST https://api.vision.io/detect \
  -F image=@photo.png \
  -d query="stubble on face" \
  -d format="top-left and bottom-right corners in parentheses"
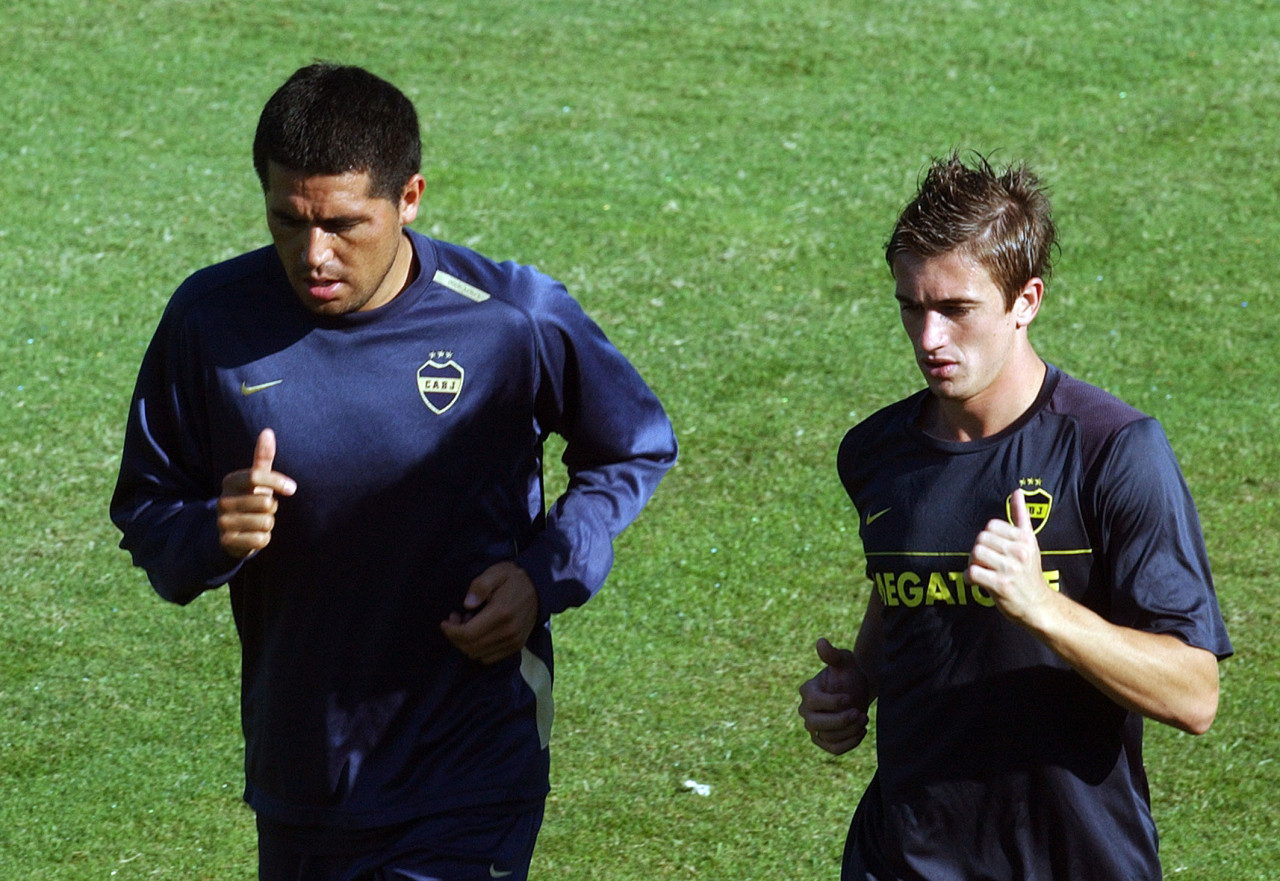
top-left (264, 163), bottom-right (419, 317)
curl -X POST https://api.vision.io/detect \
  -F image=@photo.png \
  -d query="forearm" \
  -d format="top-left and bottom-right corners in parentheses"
top-left (798, 594), bottom-right (882, 754)
top-left (111, 494), bottom-right (241, 605)
top-left (518, 448), bottom-right (675, 615)
top-left (852, 592), bottom-right (884, 705)
top-left (1027, 591), bottom-right (1220, 735)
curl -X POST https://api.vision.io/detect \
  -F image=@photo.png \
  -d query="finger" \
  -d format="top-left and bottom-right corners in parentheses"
top-left (441, 598), bottom-right (527, 663)
top-left (968, 537), bottom-right (1000, 569)
top-left (218, 514), bottom-right (277, 557)
top-left (969, 520), bottom-right (1022, 566)
top-left (440, 617), bottom-right (517, 664)
top-left (222, 468), bottom-right (296, 502)
top-left (222, 529), bottom-right (272, 556)
top-left (217, 504), bottom-right (278, 532)
top-left (812, 727), bottom-right (867, 756)
top-left (966, 561), bottom-right (994, 592)
top-left (219, 487), bottom-right (281, 513)
top-left (464, 565), bottom-right (507, 610)
top-left (439, 618), bottom-right (473, 655)
top-left (976, 518), bottom-right (1020, 547)
top-left (811, 718), bottom-right (868, 743)
top-left (1010, 488), bottom-right (1033, 533)
top-left (798, 691), bottom-right (860, 717)
top-left (250, 429), bottom-right (278, 498)
top-left (815, 637), bottom-right (852, 668)
top-left (253, 428), bottom-right (277, 473)
top-left (440, 602), bottom-right (502, 646)
top-left (806, 708), bottom-right (869, 742)
top-left (248, 429), bottom-right (297, 497)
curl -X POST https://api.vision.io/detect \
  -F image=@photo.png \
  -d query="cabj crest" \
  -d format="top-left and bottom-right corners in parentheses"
top-left (1007, 486), bottom-right (1052, 534)
top-left (417, 355), bottom-right (464, 414)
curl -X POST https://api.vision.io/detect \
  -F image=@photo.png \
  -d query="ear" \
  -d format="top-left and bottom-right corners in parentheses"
top-left (1012, 277), bottom-right (1044, 330)
top-left (398, 174), bottom-right (426, 226)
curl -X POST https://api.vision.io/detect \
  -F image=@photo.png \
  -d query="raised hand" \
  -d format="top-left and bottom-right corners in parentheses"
top-left (217, 428), bottom-right (297, 559)
top-left (967, 488), bottom-right (1052, 629)
top-left (799, 638), bottom-right (873, 755)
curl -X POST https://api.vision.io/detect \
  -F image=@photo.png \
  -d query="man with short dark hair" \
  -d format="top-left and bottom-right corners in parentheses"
top-left (798, 152), bottom-right (1231, 879)
top-left (112, 63), bottom-right (677, 880)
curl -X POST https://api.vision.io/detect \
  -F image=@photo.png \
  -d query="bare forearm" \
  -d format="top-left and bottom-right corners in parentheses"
top-left (1027, 591), bottom-right (1220, 735)
top-left (852, 593), bottom-right (884, 705)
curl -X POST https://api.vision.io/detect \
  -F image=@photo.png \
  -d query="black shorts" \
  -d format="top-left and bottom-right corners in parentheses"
top-left (256, 803), bottom-right (545, 881)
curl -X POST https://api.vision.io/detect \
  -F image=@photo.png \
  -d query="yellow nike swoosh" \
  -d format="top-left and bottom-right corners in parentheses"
top-left (240, 379), bottom-right (284, 395)
top-left (866, 507), bottom-right (891, 525)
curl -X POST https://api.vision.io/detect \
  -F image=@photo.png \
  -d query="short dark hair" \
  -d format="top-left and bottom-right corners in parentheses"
top-left (886, 152), bottom-right (1056, 309)
top-left (252, 62), bottom-right (421, 200)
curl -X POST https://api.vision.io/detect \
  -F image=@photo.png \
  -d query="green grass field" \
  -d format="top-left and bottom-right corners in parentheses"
top-left (3, 1), bottom-right (1278, 877)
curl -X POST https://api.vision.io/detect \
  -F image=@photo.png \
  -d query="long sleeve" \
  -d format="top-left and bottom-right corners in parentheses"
top-left (512, 271), bottom-right (677, 615)
top-left (109, 272), bottom-right (250, 604)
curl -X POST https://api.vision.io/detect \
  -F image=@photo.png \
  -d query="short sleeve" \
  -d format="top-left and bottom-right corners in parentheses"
top-left (1094, 418), bottom-right (1232, 658)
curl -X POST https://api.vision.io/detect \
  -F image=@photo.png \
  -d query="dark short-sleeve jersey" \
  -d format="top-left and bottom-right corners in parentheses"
top-left (836, 365), bottom-right (1231, 880)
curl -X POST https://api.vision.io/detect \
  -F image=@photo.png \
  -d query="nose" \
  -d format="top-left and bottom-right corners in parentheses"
top-left (303, 226), bottom-right (333, 270)
top-left (918, 310), bottom-right (947, 353)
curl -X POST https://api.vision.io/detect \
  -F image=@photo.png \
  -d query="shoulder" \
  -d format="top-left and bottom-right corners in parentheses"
top-left (1045, 369), bottom-right (1148, 433)
top-left (1042, 368), bottom-right (1160, 475)
top-left (164, 246), bottom-right (280, 326)
top-left (837, 391), bottom-right (925, 484)
top-left (422, 234), bottom-right (568, 315)
top-left (1045, 368), bottom-right (1197, 536)
top-left (841, 393), bottom-right (923, 452)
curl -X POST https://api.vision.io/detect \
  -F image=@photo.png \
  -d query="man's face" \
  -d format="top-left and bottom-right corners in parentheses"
top-left (265, 163), bottom-right (423, 316)
top-left (894, 250), bottom-right (1034, 412)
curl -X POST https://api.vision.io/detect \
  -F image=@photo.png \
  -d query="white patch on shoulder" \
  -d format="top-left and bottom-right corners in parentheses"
top-left (432, 270), bottom-right (491, 303)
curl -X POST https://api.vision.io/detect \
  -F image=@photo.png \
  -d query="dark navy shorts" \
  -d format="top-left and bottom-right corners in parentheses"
top-left (256, 803), bottom-right (545, 881)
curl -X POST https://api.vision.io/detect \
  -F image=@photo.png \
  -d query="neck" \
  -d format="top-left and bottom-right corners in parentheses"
top-left (923, 353), bottom-right (1047, 442)
top-left (391, 231), bottom-right (419, 295)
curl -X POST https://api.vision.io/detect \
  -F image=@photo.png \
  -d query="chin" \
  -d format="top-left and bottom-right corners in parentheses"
top-left (925, 378), bottom-right (969, 401)
top-left (294, 293), bottom-right (346, 316)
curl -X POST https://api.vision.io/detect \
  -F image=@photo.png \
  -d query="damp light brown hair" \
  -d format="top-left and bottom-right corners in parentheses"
top-left (886, 152), bottom-right (1057, 310)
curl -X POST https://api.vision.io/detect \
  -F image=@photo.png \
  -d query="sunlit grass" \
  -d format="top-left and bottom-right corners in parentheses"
top-left (2, 1), bottom-right (1277, 877)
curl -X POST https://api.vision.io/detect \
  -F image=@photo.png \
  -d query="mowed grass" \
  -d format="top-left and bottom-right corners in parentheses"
top-left (2, 1), bottom-right (1277, 878)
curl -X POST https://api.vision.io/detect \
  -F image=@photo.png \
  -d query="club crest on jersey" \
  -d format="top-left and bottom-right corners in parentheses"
top-left (417, 352), bottom-right (464, 414)
top-left (1007, 486), bottom-right (1053, 534)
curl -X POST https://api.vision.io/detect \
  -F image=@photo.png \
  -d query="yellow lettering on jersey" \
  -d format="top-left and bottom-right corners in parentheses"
top-left (875, 570), bottom-right (965, 607)
top-left (1026, 502), bottom-right (1051, 520)
top-left (926, 571), bottom-right (954, 605)
top-left (897, 571), bottom-right (922, 607)
top-left (873, 568), bottom-right (1059, 607)
top-left (970, 582), bottom-right (995, 607)
top-left (874, 571), bottom-right (894, 606)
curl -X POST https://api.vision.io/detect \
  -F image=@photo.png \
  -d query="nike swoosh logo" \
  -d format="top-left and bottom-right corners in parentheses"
top-left (489, 867), bottom-right (514, 879)
top-left (866, 507), bottom-right (891, 525)
top-left (240, 379), bottom-right (283, 396)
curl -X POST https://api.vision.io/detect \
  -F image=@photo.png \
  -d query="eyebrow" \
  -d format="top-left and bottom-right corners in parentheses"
top-left (269, 206), bottom-right (364, 226)
top-left (895, 292), bottom-right (982, 307)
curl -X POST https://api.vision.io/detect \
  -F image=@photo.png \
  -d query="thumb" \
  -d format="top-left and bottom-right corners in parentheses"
top-left (1010, 488), bottom-right (1033, 532)
top-left (816, 637), bottom-right (854, 668)
top-left (253, 428), bottom-right (277, 473)
top-left (464, 563), bottom-right (509, 609)
top-left (250, 428), bottom-right (281, 498)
